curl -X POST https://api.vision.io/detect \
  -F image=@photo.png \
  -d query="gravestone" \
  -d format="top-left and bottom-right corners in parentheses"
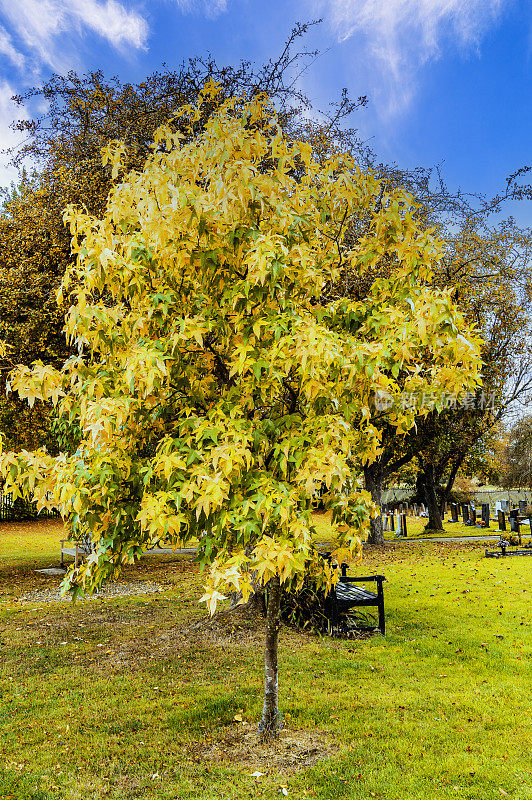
top-left (501, 499), bottom-right (509, 513)
top-left (470, 506), bottom-right (477, 525)
top-left (401, 513), bottom-right (408, 537)
top-left (510, 516), bottom-right (520, 534)
top-left (519, 500), bottom-right (527, 515)
top-left (481, 503), bottom-right (490, 527)
top-left (451, 503), bottom-right (459, 522)
top-left (462, 504), bottom-right (470, 523)
top-left (497, 510), bottom-right (506, 531)
top-left (389, 513), bottom-right (395, 532)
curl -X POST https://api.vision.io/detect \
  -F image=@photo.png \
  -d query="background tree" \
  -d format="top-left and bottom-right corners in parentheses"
top-left (411, 213), bottom-right (532, 529)
top-left (0, 89), bottom-right (480, 737)
top-left (472, 423), bottom-right (509, 486)
top-left (300, 116), bottom-right (530, 540)
top-left (499, 416), bottom-right (532, 489)
top-left (353, 195), bottom-right (532, 535)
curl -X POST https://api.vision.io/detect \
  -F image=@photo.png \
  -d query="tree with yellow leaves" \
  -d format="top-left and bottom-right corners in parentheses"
top-left (1, 25), bottom-right (353, 452)
top-left (0, 87), bottom-right (481, 736)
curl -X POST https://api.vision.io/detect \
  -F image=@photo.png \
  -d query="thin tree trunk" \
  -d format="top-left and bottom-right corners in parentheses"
top-left (258, 575), bottom-right (282, 740)
top-left (420, 463), bottom-right (444, 532)
top-left (364, 464), bottom-right (384, 545)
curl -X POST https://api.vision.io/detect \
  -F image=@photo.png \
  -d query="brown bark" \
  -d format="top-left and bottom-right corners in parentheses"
top-left (440, 451), bottom-right (466, 512)
top-left (364, 464), bottom-right (384, 545)
top-left (258, 575), bottom-right (282, 739)
top-left (420, 463), bottom-right (444, 531)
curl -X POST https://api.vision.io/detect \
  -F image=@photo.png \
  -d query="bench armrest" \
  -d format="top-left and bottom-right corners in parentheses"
top-left (340, 574), bottom-right (386, 582)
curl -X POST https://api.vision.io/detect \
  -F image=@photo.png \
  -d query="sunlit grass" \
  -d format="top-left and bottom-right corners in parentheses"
top-left (0, 518), bottom-right (66, 569)
top-left (0, 511), bottom-right (513, 587)
top-left (0, 524), bottom-right (530, 799)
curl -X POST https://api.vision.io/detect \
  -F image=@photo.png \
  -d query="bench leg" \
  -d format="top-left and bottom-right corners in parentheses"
top-left (330, 602), bottom-right (337, 636)
top-left (325, 594), bottom-right (338, 635)
top-left (377, 581), bottom-right (385, 635)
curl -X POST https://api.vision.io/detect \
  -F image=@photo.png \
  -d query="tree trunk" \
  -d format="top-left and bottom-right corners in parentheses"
top-left (440, 452), bottom-right (465, 513)
top-left (258, 575), bottom-right (282, 740)
top-left (364, 464), bottom-right (384, 545)
top-left (420, 463), bottom-right (444, 532)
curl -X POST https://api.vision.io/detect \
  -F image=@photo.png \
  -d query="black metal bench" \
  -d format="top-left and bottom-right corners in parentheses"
top-left (323, 556), bottom-right (386, 635)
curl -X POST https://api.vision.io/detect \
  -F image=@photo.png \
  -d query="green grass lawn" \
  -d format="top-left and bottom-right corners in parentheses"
top-left (0, 522), bottom-right (531, 799)
top-left (0, 518), bottom-right (65, 569)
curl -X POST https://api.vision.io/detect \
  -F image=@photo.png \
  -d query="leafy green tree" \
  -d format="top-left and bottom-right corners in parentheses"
top-left (0, 89), bottom-right (480, 736)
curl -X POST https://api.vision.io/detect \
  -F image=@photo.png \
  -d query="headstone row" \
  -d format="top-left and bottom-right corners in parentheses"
top-left (382, 511), bottom-right (408, 536)
top-left (449, 501), bottom-right (492, 527)
top-left (382, 504), bottom-right (431, 517)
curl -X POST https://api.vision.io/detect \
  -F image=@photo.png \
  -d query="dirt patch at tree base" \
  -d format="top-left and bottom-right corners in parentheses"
top-left (191, 726), bottom-right (333, 774)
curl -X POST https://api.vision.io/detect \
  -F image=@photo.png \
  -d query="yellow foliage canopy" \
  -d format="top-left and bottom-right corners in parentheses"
top-left (0, 87), bottom-right (481, 605)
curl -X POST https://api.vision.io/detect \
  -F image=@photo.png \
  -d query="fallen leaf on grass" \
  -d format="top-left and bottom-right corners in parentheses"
top-left (499, 790), bottom-right (509, 797)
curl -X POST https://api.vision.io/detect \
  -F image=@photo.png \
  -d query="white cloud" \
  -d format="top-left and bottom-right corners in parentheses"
top-left (0, 25), bottom-right (25, 69)
top-left (173, 0), bottom-right (227, 20)
top-left (0, 0), bottom-right (149, 72)
top-left (321, 0), bottom-right (508, 114)
top-left (70, 0), bottom-right (149, 48)
top-left (0, 81), bottom-right (29, 187)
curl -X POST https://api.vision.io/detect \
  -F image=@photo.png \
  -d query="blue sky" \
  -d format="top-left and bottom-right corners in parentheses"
top-left (0, 0), bottom-right (531, 225)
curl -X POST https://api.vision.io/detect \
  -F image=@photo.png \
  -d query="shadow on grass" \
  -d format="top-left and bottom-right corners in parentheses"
top-left (167, 692), bottom-right (257, 733)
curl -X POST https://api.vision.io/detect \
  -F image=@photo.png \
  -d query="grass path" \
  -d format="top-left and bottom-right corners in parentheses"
top-left (0, 523), bottom-right (531, 799)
